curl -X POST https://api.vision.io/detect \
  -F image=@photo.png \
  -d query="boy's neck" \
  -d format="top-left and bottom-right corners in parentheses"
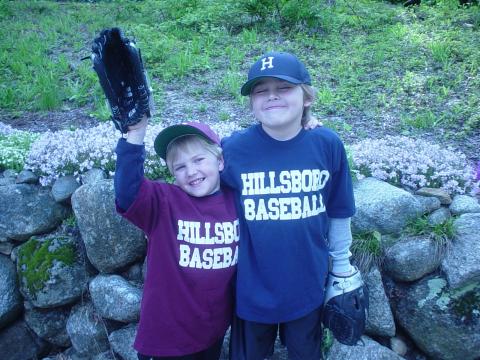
top-left (260, 122), bottom-right (302, 141)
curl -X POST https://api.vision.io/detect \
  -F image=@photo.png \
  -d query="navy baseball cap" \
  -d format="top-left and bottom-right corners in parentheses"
top-left (241, 52), bottom-right (311, 96)
top-left (154, 122), bottom-right (221, 160)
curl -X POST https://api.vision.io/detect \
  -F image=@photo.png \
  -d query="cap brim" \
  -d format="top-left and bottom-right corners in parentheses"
top-left (154, 125), bottom-right (211, 160)
top-left (240, 75), bottom-right (305, 96)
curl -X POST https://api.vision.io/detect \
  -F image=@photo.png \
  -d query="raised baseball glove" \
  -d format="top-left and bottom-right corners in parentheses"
top-left (90, 27), bottom-right (153, 133)
top-left (322, 267), bottom-right (369, 346)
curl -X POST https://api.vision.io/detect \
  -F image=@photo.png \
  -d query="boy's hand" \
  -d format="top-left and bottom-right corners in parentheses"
top-left (128, 116), bottom-right (148, 131)
top-left (303, 116), bottom-right (323, 130)
top-left (126, 116), bottom-right (148, 145)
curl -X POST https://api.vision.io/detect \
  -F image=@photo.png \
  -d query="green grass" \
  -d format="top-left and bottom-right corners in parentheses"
top-left (405, 215), bottom-right (455, 250)
top-left (351, 230), bottom-right (384, 272)
top-left (0, 0), bottom-right (478, 140)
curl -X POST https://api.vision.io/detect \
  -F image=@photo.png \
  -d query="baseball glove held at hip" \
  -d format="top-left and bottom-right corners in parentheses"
top-left (322, 267), bottom-right (369, 346)
top-left (90, 27), bottom-right (153, 133)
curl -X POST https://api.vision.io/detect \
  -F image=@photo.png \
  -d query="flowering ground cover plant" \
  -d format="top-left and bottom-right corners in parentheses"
top-left (22, 121), bottom-right (240, 186)
top-left (4, 120), bottom-right (478, 195)
top-left (350, 135), bottom-right (480, 195)
top-left (23, 123), bottom-right (167, 186)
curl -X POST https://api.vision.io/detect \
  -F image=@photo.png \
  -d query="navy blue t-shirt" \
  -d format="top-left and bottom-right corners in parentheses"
top-left (221, 124), bottom-right (355, 323)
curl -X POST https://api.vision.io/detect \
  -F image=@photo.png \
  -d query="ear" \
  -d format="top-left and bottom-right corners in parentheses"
top-left (218, 156), bottom-right (225, 172)
top-left (303, 98), bottom-right (313, 108)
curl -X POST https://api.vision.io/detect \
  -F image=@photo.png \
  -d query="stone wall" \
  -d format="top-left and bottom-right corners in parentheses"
top-left (1, 169), bottom-right (479, 360)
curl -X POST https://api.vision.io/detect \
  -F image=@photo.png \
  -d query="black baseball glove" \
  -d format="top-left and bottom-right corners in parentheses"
top-left (322, 267), bottom-right (369, 346)
top-left (90, 27), bottom-right (153, 133)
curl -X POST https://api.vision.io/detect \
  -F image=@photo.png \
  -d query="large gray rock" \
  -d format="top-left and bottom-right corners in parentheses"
top-left (393, 275), bottom-right (480, 360)
top-left (414, 194), bottom-right (441, 214)
top-left (352, 178), bottom-right (423, 234)
top-left (89, 274), bottom-right (142, 323)
top-left (415, 187), bottom-right (452, 205)
top-left (427, 207), bottom-right (451, 226)
top-left (442, 213), bottom-right (480, 289)
top-left (0, 184), bottom-right (69, 241)
top-left (0, 319), bottom-right (47, 360)
top-left (383, 235), bottom-right (442, 282)
top-left (442, 213), bottom-right (480, 288)
top-left (0, 241), bottom-right (14, 256)
top-left (449, 194), bottom-right (480, 215)
top-left (66, 302), bottom-right (110, 356)
top-left (80, 168), bottom-right (106, 185)
top-left (16, 235), bottom-right (88, 308)
top-left (109, 324), bottom-right (137, 360)
top-left (364, 267), bottom-right (395, 337)
top-left (0, 255), bottom-right (22, 329)
top-left (93, 350), bottom-right (116, 360)
top-left (52, 346), bottom-right (91, 360)
top-left (52, 175), bottom-right (80, 203)
top-left (327, 336), bottom-right (403, 360)
top-left (15, 170), bottom-right (38, 184)
top-left (24, 301), bottom-right (71, 347)
top-left (71, 180), bottom-right (146, 273)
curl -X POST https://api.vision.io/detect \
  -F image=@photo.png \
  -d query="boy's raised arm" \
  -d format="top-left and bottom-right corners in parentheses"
top-left (114, 116), bottom-right (149, 211)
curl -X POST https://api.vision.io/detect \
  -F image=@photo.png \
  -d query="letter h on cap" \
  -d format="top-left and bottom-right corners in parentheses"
top-left (260, 56), bottom-right (274, 71)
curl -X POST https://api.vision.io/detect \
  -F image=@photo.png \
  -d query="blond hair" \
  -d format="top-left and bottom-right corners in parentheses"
top-left (165, 135), bottom-right (223, 173)
top-left (300, 84), bottom-right (316, 126)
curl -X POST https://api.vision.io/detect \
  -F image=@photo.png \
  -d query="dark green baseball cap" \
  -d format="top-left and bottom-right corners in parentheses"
top-left (154, 122), bottom-right (221, 160)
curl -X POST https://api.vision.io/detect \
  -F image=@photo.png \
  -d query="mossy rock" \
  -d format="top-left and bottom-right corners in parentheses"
top-left (17, 235), bottom-right (88, 307)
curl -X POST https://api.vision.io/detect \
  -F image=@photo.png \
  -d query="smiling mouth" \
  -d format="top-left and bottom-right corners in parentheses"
top-left (189, 177), bottom-right (205, 186)
top-left (265, 105), bottom-right (285, 110)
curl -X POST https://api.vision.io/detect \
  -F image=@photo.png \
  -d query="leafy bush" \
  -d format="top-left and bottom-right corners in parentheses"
top-left (237, 0), bottom-right (323, 28)
top-left (350, 136), bottom-right (480, 195)
top-left (0, 124), bottom-right (39, 171)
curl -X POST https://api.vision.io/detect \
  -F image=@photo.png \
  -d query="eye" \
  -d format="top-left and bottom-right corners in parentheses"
top-left (279, 85), bottom-right (293, 91)
top-left (194, 157), bottom-right (205, 164)
top-left (253, 87), bottom-right (267, 94)
top-left (174, 165), bottom-right (185, 172)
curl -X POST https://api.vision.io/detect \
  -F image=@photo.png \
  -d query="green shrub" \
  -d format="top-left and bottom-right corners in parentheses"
top-left (0, 132), bottom-right (39, 171)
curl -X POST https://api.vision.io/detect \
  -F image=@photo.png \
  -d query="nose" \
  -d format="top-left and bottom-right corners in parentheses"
top-left (267, 89), bottom-right (279, 100)
top-left (186, 163), bottom-right (197, 177)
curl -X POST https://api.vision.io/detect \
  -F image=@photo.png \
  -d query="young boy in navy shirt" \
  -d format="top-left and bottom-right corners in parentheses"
top-left (115, 117), bottom-right (239, 360)
top-left (221, 52), bottom-right (356, 360)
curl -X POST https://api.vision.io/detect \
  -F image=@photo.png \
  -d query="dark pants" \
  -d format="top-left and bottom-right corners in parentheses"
top-left (138, 336), bottom-right (224, 360)
top-left (231, 306), bottom-right (323, 360)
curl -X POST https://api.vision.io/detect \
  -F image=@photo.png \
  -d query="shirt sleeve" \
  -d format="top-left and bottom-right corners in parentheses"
top-left (328, 217), bottom-right (354, 274)
top-left (220, 136), bottom-right (236, 188)
top-left (326, 138), bottom-right (356, 218)
top-left (114, 138), bottom-right (145, 211)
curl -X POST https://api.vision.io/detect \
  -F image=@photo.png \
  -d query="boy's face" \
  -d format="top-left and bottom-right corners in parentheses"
top-left (250, 78), bottom-right (311, 140)
top-left (170, 142), bottom-right (224, 197)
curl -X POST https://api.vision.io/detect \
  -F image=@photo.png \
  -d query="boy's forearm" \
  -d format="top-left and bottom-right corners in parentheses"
top-left (114, 139), bottom-right (145, 211)
top-left (328, 217), bottom-right (354, 275)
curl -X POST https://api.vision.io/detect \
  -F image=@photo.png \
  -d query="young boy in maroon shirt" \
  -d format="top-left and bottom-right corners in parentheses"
top-left (115, 117), bottom-right (239, 360)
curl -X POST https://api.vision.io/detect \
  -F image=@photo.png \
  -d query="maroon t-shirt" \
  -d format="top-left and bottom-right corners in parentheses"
top-left (118, 179), bottom-right (239, 356)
